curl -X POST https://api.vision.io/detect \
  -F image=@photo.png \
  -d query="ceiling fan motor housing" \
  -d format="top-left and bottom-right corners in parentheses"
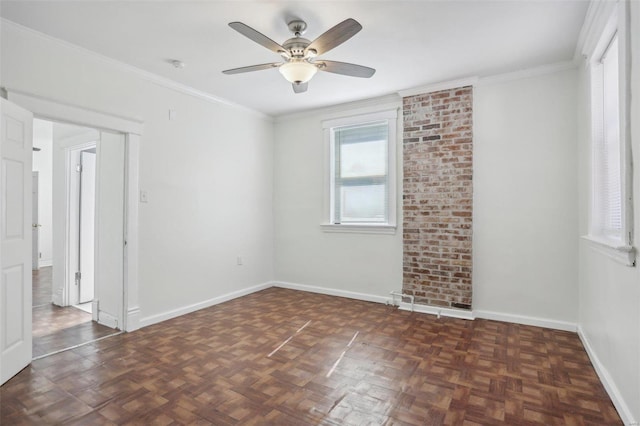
top-left (283, 37), bottom-right (311, 58)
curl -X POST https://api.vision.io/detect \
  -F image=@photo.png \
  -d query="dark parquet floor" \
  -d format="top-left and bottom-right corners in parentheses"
top-left (3, 287), bottom-right (621, 425)
top-left (32, 266), bottom-right (54, 307)
top-left (32, 267), bottom-right (119, 358)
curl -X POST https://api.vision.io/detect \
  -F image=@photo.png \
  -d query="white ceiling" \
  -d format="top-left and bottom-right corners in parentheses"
top-left (0, 1), bottom-right (589, 117)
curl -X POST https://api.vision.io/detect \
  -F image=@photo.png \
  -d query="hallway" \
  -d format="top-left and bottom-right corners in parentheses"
top-left (32, 267), bottom-right (119, 358)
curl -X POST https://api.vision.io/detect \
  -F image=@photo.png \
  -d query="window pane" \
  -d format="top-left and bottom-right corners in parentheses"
top-left (340, 184), bottom-right (386, 222)
top-left (332, 120), bottom-right (390, 224)
top-left (334, 122), bottom-right (388, 144)
top-left (340, 139), bottom-right (387, 178)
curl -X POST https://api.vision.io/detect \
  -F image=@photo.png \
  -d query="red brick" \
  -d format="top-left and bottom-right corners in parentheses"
top-left (402, 86), bottom-right (473, 310)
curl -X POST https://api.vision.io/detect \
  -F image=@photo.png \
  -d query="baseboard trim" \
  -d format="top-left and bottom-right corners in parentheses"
top-left (273, 281), bottom-right (389, 304)
top-left (274, 282), bottom-right (578, 331)
top-left (578, 326), bottom-right (637, 426)
top-left (37, 260), bottom-right (53, 267)
top-left (91, 300), bottom-right (99, 322)
top-left (474, 309), bottom-right (577, 332)
top-left (98, 311), bottom-right (119, 330)
top-left (125, 307), bottom-right (141, 332)
top-left (137, 281), bottom-right (579, 335)
top-left (138, 282), bottom-right (272, 328)
top-left (399, 302), bottom-right (475, 320)
top-left (52, 286), bottom-right (64, 307)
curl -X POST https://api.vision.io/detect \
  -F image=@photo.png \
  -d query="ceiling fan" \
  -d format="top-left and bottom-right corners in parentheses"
top-left (222, 18), bottom-right (376, 93)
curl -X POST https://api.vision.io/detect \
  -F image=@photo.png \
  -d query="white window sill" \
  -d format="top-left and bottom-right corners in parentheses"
top-left (581, 235), bottom-right (636, 267)
top-left (320, 223), bottom-right (397, 235)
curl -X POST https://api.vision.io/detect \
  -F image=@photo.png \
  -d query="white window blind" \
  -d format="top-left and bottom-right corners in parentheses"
top-left (592, 35), bottom-right (622, 242)
top-left (333, 121), bottom-right (389, 223)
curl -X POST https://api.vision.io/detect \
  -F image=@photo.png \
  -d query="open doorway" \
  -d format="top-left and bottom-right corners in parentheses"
top-left (1, 94), bottom-right (141, 385)
top-left (75, 146), bottom-right (97, 313)
top-left (31, 118), bottom-right (123, 358)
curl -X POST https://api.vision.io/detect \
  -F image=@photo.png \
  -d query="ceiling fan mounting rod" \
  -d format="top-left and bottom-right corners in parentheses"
top-left (288, 20), bottom-right (307, 37)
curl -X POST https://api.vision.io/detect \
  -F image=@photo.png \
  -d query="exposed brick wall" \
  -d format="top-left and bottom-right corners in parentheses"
top-left (402, 86), bottom-right (473, 309)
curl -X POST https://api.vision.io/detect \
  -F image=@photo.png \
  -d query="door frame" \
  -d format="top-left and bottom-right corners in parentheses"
top-left (8, 89), bottom-right (143, 332)
top-left (32, 171), bottom-right (39, 271)
top-left (66, 141), bottom-right (97, 307)
top-left (78, 147), bottom-right (97, 307)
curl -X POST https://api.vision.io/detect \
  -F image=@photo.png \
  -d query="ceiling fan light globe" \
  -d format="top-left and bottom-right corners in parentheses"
top-left (279, 61), bottom-right (318, 84)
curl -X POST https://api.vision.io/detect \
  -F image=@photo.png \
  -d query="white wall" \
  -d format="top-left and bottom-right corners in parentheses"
top-left (274, 96), bottom-right (404, 300)
top-left (473, 68), bottom-right (579, 328)
top-left (1, 21), bottom-right (275, 323)
top-left (576, 2), bottom-right (640, 423)
top-left (274, 71), bottom-right (580, 329)
top-left (32, 119), bottom-right (53, 266)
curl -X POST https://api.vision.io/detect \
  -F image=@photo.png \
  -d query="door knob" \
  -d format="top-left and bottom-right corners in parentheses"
top-left (32, 223), bottom-right (42, 228)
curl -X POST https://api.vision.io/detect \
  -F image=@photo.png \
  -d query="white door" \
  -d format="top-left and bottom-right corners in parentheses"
top-left (31, 171), bottom-right (39, 270)
top-left (0, 98), bottom-right (33, 385)
top-left (78, 150), bottom-right (95, 304)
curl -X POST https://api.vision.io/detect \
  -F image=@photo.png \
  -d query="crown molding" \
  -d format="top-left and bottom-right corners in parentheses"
top-left (395, 59), bottom-right (577, 98)
top-left (275, 93), bottom-right (401, 123)
top-left (574, 0), bottom-right (618, 62)
top-left (477, 60), bottom-right (577, 86)
top-left (397, 77), bottom-right (479, 98)
top-left (0, 18), bottom-right (272, 122)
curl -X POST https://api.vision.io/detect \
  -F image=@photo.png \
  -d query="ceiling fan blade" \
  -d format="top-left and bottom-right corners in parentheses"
top-left (229, 22), bottom-right (286, 54)
top-left (316, 60), bottom-right (376, 78)
top-left (292, 82), bottom-right (308, 94)
top-left (222, 63), bottom-right (281, 75)
top-left (305, 18), bottom-right (362, 56)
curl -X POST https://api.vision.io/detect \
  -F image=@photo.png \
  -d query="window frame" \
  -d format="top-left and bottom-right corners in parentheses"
top-left (321, 108), bottom-right (399, 234)
top-left (582, 1), bottom-right (635, 266)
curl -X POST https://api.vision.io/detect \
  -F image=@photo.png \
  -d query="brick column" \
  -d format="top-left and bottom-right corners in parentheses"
top-left (402, 86), bottom-right (473, 309)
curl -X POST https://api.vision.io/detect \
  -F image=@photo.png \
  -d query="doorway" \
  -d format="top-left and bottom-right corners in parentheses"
top-left (65, 142), bottom-right (97, 312)
top-left (31, 118), bottom-right (124, 358)
top-left (77, 146), bottom-right (96, 311)
top-left (1, 93), bottom-right (141, 386)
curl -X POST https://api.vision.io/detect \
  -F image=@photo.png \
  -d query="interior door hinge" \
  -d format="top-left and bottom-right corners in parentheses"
top-left (76, 164), bottom-right (83, 173)
top-left (75, 271), bottom-right (81, 286)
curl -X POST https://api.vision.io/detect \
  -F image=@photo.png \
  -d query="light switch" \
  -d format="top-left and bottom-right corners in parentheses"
top-left (140, 190), bottom-right (149, 203)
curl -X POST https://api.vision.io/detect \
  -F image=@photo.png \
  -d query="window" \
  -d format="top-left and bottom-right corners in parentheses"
top-left (591, 35), bottom-right (622, 242)
top-left (333, 122), bottom-right (388, 223)
top-left (585, 2), bottom-right (634, 266)
top-left (322, 109), bottom-right (397, 233)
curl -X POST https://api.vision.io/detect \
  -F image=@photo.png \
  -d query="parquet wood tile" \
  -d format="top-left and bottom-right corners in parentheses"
top-left (31, 267), bottom-right (120, 358)
top-left (1, 287), bottom-right (622, 425)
